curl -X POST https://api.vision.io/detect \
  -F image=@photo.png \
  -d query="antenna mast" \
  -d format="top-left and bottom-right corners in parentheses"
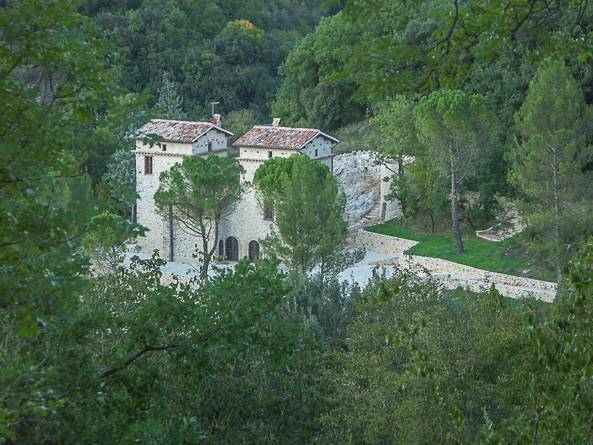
top-left (209, 101), bottom-right (220, 116)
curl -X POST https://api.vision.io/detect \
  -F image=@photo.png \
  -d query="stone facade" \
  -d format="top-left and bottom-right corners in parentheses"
top-left (135, 120), bottom-right (349, 264)
top-left (135, 124), bottom-right (230, 262)
top-left (219, 133), bottom-right (337, 262)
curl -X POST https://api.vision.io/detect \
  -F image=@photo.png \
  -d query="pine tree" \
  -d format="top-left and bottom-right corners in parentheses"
top-left (512, 60), bottom-right (593, 283)
top-left (154, 72), bottom-right (187, 119)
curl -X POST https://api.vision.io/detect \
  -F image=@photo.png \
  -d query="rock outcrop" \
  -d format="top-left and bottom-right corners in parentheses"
top-left (334, 151), bottom-right (387, 231)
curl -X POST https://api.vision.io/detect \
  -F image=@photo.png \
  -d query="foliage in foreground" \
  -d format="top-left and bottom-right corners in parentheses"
top-left (253, 155), bottom-right (359, 275)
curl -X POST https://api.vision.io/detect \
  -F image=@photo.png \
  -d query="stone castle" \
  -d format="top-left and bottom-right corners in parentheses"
top-left (135, 116), bottom-right (397, 263)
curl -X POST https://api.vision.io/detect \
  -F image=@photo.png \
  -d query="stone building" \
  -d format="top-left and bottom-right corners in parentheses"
top-left (135, 117), bottom-right (340, 263)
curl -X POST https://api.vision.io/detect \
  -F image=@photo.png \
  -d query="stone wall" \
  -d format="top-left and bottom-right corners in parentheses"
top-left (357, 229), bottom-right (557, 301)
top-left (356, 229), bottom-right (418, 255)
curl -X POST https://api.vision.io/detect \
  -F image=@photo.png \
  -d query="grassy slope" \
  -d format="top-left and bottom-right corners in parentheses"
top-left (367, 220), bottom-right (554, 281)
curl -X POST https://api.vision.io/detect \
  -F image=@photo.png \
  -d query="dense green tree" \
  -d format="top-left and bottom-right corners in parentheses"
top-left (272, 13), bottom-right (365, 129)
top-left (415, 90), bottom-right (497, 253)
top-left (101, 146), bottom-right (137, 220)
top-left (396, 158), bottom-right (450, 233)
top-left (329, 0), bottom-right (593, 100)
top-left (153, 71), bottom-right (187, 119)
top-left (254, 155), bottom-right (355, 275)
top-left (223, 108), bottom-right (260, 144)
top-left (83, 0), bottom-right (332, 118)
top-left (369, 96), bottom-right (420, 177)
top-left (323, 273), bottom-right (538, 444)
top-left (518, 237), bottom-right (593, 443)
top-left (154, 155), bottom-right (245, 279)
top-left (0, 0), bottom-right (138, 440)
top-left (511, 60), bottom-right (593, 282)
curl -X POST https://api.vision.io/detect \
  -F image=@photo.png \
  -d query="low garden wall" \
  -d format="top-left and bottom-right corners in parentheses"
top-left (356, 230), bottom-right (418, 255)
top-left (357, 230), bottom-right (557, 301)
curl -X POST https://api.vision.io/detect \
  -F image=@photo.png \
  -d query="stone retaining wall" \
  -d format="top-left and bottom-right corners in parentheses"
top-left (357, 230), bottom-right (418, 255)
top-left (358, 230), bottom-right (557, 301)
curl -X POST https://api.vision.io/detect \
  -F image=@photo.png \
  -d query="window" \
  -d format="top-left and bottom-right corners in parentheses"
top-left (268, 151), bottom-right (273, 158)
top-left (263, 201), bottom-right (274, 221)
top-left (162, 144), bottom-right (167, 151)
top-left (314, 149), bottom-right (318, 157)
top-left (248, 241), bottom-right (260, 262)
top-left (208, 142), bottom-right (213, 152)
top-left (218, 240), bottom-right (224, 258)
top-left (144, 156), bottom-right (153, 174)
top-left (225, 237), bottom-right (239, 261)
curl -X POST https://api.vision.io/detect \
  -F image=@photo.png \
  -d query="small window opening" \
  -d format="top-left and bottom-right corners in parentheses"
top-left (144, 156), bottom-right (153, 174)
top-left (268, 151), bottom-right (273, 158)
top-left (263, 201), bottom-right (274, 221)
top-left (314, 149), bottom-right (318, 157)
top-left (162, 144), bottom-right (167, 151)
top-left (208, 142), bottom-right (213, 152)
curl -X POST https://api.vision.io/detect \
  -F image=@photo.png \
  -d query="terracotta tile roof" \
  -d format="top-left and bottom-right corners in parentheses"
top-left (232, 125), bottom-right (339, 150)
top-left (137, 119), bottom-right (233, 143)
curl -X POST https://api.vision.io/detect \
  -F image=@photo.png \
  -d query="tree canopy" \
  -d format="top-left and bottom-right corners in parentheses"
top-left (253, 155), bottom-right (354, 274)
top-left (415, 90), bottom-right (497, 253)
top-left (511, 60), bottom-right (593, 281)
top-left (154, 155), bottom-right (245, 278)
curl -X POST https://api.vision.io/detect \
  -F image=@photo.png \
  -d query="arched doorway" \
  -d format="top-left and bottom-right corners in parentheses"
top-left (225, 237), bottom-right (239, 261)
top-left (248, 240), bottom-right (260, 262)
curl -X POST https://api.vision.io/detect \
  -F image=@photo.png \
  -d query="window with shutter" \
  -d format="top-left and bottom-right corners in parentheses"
top-left (144, 156), bottom-right (153, 174)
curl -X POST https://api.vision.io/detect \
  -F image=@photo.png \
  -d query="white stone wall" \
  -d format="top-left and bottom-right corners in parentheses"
top-left (136, 150), bottom-right (183, 257)
top-left (239, 147), bottom-right (296, 172)
top-left (135, 139), bottom-right (193, 155)
top-left (220, 148), bottom-right (296, 260)
top-left (299, 137), bottom-right (333, 160)
top-left (356, 230), bottom-right (418, 254)
top-left (192, 130), bottom-right (228, 155)
top-left (219, 173), bottom-right (273, 261)
top-left (135, 129), bottom-right (229, 263)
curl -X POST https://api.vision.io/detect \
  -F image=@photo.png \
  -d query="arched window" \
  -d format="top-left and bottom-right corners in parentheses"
top-left (225, 237), bottom-right (239, 261)
top-left (248, 240), bottom-right (260, 262)
top-left (218, 239), bottom-right (224, 258)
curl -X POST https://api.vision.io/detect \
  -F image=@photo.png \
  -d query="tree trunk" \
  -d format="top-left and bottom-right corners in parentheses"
top-left (450, 164), bottom-right (464, 254)
top-left (168, 204), bottom-right (174, 262)
top-left (552, 152), bottom-right (563, 284)
top-left (199, 218), bottom-right (211, 282)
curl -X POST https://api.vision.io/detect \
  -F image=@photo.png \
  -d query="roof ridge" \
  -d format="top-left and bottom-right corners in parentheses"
top-left (152, 118), bottom-right (213, 125)
top-left (252, 125), bottom-right (320, 132)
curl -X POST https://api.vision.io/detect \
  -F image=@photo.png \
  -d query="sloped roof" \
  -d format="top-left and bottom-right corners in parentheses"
top-left (232, 125), bottom-right (339, 150)
top-left (137, 119), bottom-right (233, 143)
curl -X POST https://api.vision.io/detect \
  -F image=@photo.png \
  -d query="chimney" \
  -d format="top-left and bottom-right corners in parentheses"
top-left (272, 117), bottom-right (281, 127)
top-left (210, 114), bottom-right (221, 126)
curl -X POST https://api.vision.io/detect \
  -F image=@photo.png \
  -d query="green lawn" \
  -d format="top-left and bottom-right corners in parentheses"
top-left (367, 220), bottom-right (554, 281)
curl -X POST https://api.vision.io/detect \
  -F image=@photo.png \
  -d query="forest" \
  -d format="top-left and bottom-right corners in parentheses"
top-left (2, 0), bottom-right (593, 443)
